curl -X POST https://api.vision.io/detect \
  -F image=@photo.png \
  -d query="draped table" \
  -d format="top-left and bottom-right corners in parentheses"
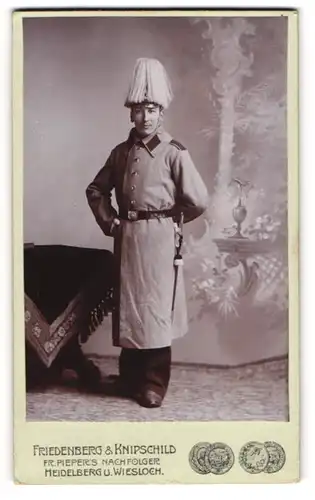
top-left (24, 245), bottom-right (114, 389)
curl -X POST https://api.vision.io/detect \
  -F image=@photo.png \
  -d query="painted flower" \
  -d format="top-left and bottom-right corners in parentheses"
top-left (199, 280), bottom-right (211, 290)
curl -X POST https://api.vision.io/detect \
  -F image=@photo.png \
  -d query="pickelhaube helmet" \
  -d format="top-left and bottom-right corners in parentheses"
top-left (124, 58), bottom-right (173, 110)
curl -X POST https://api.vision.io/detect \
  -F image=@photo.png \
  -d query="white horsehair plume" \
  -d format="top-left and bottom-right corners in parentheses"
top-left (124, 58), bottom-right (174, 109)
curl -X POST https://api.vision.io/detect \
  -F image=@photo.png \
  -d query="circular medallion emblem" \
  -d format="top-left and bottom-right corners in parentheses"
top-left (188, 442), bottom-right (211, 475)
top-left (264, 441), bottom-right (286, 473)
top-left (239, 441), bottom-right (269, 474)
top-left (205, 442), bottom-right (235, 475)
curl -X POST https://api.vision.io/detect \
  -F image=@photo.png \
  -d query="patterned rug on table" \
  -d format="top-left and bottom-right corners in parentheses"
top-left (26, 356), bottom-right (288, 422)
top-left (24, 245), bottom-right (114, 368)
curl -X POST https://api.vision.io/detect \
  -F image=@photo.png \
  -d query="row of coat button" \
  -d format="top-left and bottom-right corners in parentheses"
top-left (130, 156), bottom-right (139, 207)
top-left (130, 169), bottom-right (137, 205)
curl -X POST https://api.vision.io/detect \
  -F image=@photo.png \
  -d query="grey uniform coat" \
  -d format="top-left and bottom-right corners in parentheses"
top-left (86, 127), bottom-right (208, 349)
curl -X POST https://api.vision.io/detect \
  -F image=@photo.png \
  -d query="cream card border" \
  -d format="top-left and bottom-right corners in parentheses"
top-left (13, 9), bottom-right (299, 484)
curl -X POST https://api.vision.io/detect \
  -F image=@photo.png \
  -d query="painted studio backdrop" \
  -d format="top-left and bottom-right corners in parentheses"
top-left (23, 16), bottom-right (288, 366)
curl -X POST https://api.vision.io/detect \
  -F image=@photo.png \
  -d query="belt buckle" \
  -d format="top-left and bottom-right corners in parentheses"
top-left (128, 210), bottom-right (138, 221)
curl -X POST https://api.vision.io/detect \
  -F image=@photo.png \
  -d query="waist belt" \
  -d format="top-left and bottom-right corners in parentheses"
top-left (119, 209), bottom-right (176, 221)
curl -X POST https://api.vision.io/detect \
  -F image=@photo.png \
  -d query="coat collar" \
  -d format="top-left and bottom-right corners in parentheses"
top-left (126, 127), bottom-right (162, 157)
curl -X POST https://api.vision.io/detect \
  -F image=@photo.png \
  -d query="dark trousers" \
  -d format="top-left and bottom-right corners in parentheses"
top-left (119, 347), bottom-right (171, 398)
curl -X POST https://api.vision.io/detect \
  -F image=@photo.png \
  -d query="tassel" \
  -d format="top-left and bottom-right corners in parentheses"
top-left (174, 255), bottom-right (184, 267)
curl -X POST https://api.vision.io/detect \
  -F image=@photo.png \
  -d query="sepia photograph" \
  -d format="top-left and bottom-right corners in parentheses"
top-left (22, 13), bottom-right (290, 424)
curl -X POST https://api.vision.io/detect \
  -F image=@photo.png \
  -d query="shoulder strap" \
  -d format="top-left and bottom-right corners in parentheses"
top-left (169, 139), bottom-right (187, 151)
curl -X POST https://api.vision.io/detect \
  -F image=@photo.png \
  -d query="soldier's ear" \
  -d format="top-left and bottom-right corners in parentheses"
top-left (130, 109), bottom-right (135, 123)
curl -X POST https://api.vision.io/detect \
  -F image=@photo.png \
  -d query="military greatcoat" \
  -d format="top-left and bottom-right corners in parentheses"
top-left (86, 127), bottom-right (208, 349)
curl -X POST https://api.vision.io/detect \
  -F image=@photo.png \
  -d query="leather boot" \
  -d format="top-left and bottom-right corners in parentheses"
top-left (134, 347), bottom-right (171, 408)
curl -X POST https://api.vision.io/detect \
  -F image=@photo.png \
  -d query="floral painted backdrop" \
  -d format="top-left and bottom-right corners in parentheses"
top-left (182, 17), bottom-right (288, 352)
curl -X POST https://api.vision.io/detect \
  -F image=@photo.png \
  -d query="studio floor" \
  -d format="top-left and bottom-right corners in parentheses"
top-left (26, 356), bottom-right (288, 422)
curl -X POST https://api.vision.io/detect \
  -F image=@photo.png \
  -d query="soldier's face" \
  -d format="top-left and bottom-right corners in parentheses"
top-left (131, 104), bottom-right (162, 137)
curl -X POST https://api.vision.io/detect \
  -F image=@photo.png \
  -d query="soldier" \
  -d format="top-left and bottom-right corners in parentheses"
top-left (86, 58), bottom-right (208, 408)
